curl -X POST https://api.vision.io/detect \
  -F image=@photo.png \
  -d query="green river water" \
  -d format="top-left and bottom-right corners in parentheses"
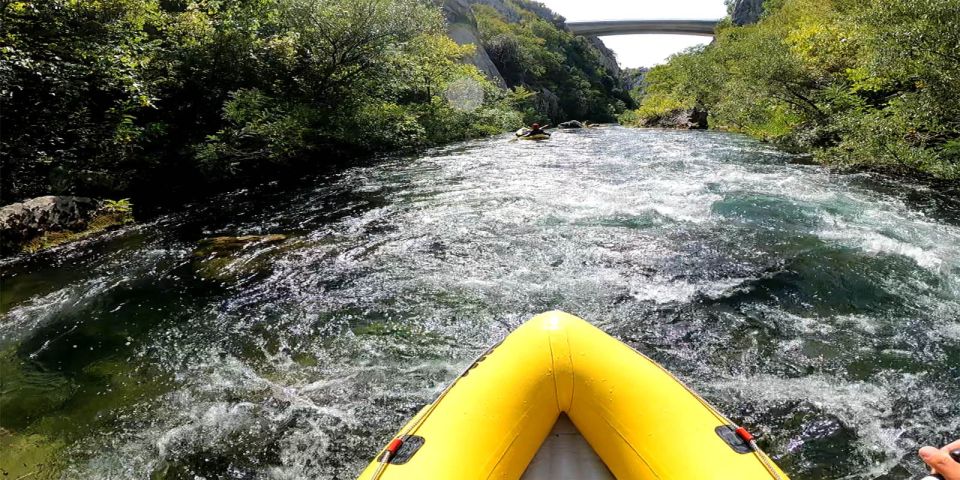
top-left (1, 127), bottom-right (959, 479)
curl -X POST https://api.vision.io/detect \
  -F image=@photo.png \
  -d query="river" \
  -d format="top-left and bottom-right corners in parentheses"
top-left (1, 127), bottom-right (959, 479)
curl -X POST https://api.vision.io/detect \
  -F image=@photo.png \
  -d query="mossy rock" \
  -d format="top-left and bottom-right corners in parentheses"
top-left (20, 212), bottom-right (134, 254)
top-left (353, 321), bottom-right (415, 338)
top-left (194, 234), bottom-right (288, 256)
top-left (192, 234), bottom-right (289, 281)
top-left (0, 431), bottom-right (66, 480)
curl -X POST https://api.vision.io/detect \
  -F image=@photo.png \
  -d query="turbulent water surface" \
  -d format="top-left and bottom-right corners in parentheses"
top-left (2, 127), bottom-right (959, 479)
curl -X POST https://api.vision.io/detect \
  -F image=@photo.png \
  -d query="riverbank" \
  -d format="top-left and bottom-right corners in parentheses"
top-left (2, 0), bottom-right (630, 214)
top-left (0, 197), bottom-right (134, 257)
top-left (619, 0), bottom-right (960, 181)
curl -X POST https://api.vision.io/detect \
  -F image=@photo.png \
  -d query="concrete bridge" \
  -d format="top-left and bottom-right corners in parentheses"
top-left (566, 19), bottom-right (720, 37)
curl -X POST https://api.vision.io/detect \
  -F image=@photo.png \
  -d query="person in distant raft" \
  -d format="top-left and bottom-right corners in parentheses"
top-left (920, 438), bottom-right (960, 480)
top-left (523, 123), bottom-right (550, 137)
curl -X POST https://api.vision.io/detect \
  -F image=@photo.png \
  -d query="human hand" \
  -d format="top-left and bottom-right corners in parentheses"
top-left (919, 439), bottom-right (960, 480)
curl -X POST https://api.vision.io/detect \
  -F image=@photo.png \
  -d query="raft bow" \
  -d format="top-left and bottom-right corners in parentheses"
top-left (360, 311), bottom-right (788, 480)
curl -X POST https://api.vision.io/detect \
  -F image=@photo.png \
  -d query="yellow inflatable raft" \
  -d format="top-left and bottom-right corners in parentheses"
top-left (359, 311), bottom-right (789, 480)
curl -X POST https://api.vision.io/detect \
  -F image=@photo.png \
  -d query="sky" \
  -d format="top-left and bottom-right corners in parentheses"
top-left (536, 0), bottom-right (729, 68)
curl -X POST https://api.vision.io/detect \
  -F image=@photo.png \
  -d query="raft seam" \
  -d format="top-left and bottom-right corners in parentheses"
top-left (484, 402), bottom-right (544, 480)
top-left (598, 402), bottom-right (662, 479)
top-left (546, 329), bottom-right (563, 413)
top-left (485, 428), bottom-right (522, 480)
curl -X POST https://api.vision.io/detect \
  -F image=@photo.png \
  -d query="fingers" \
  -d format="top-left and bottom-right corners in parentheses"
top-left (920, 446), bottom-right (960, 480)
top-left (944, 439), bottom-right (960, 452)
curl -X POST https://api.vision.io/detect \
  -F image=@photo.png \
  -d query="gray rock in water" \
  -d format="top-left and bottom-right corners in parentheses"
top-left (558, 120), bottom-right (584, 129)
top-left (642, 108), bottom-right (709, 130)
top-left (0, 196), bottom-right (100, 254)
top-left (731, 0), bottom-right (764, 25)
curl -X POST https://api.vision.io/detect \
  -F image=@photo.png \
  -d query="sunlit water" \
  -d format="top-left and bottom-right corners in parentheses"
top-left (2, 127), bottom-right (959, 479)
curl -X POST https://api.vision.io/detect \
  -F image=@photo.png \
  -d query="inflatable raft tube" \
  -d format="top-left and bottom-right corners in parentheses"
top-left (358, 311), bottom-right (789, 480)
top-left (516, 128), bottom-right (550, 140)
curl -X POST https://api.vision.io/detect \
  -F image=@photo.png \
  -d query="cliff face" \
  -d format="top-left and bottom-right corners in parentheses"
top-left (440, 0), bottom-right (621, 85)
top-left (620, 67), bottom-right (648, 92)
top-left (585, 36), bottom-right (621, 76)
top-left (439, 0), bottom-right (631, 122)
top-left (443, 0), bottom-right (507, 86)
top-left (731, 0), bottom-right (764, 25)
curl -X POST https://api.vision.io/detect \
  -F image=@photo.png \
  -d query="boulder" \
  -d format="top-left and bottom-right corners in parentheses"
top-left (0, 196), bottom-right (101, 255)
top-left (195, 234), bottom-right (288, 256)
top-left (558, 120), bottom-right (584, 129)
top-left (192, 234), bottom-right (290, 281)
top-left (642, 108), bottom-right (709, 130)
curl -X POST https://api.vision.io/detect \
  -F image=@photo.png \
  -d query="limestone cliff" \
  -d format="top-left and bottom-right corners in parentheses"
top-left (731, 0), bottom-right (764, 25)
top-left (585, 36), bottom-right (621, 76)
top-left (442, 0), bottom-right (507, 86)
top-left (440, 0), bottom-right (621, 85)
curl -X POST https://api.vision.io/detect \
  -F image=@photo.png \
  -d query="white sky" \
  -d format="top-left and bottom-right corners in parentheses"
top-left (536, 0), bottom-right (729, 68)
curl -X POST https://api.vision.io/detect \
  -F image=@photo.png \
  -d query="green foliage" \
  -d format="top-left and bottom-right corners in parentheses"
top-left (619, 47), bottom-right (720, 127)
top-left (620, 0), bottom-right (960, 178)
top-left (1, 0), bottom-right (166, 201)
top-left (0, 0), bottom-right (550, 204)
top-left (102, 198), bottom-right (134, 215)
top-left (472, 2), bottom-right (634, 123)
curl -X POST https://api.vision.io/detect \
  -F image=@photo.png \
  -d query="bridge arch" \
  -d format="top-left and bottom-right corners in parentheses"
top-left (566, 20), bottom-right (720, 37)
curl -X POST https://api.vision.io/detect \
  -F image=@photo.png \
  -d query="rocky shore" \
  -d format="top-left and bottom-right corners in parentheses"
top-left (0, 196), bottom-right (134, 257)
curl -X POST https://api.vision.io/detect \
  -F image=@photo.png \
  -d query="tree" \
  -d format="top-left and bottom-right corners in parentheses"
top-left (620, 0), bottom-right (960, 178)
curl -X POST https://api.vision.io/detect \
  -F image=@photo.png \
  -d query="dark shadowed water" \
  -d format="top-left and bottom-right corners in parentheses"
top-left (2, 127), bottom-right (959, 479)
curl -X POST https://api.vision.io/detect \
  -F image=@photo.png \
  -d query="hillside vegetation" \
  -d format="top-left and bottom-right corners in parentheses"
top-left (472, 1), bottom-right (634, 124)
top-left (1, 0), bottom-right (625, 205)
top-left (621, 0), bottom-right (960, 179)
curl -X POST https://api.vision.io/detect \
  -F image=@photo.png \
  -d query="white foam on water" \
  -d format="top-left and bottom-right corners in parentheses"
top-left (710, 374), bottom-right (917, 479)
top-left (629, 276), bottom-right (753, 304)
top-left (819, 220), bottom-right (946, 270)
top-left (155, 401), bottom-right (260, 458)
top-left (1, 276), bottom-right (127, 349)
top-left (769, 308), bottom-right (887, 337)
top-left (2, 246), bottom-right (186, 348)
top-left (69, 350), bottom-right (369, 479)
top-left (835, 314), bottom-right (883, 336)
top-left (815, 199), bottom-right (960, 274)
top-left (15, 127), bottom-right (960, 480)
top-left (937, 320), bottom-right (960, 342)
